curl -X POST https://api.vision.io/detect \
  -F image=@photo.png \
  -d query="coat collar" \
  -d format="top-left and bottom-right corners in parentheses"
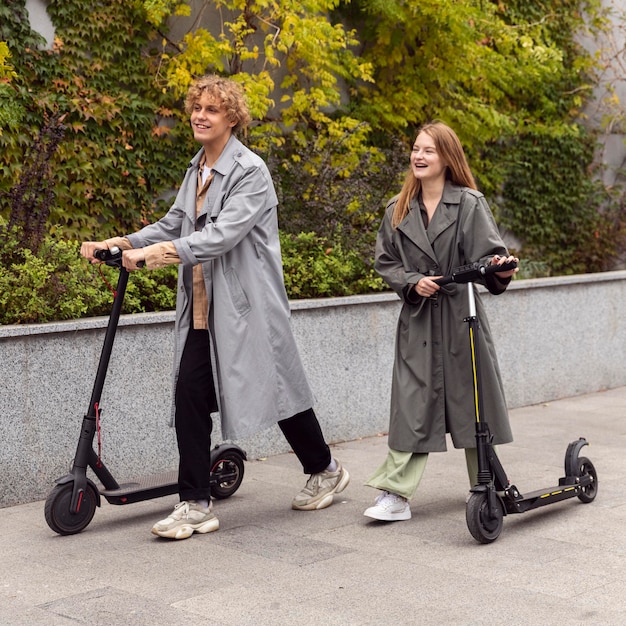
top-left (185, 135), bottom-right (245, 220)
top-left (397, 181), bottom-right (464, 263)
top-left (187, 134), bottom-right (243, 172)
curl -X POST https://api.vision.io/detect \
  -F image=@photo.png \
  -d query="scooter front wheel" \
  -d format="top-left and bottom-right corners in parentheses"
top-left (210, 451), bottom-right (245, 499)
top-left (466, 491), bottom-right (504, 544)
top-left (44, 482), bottom-right (98, 535)
top-left (576, 456), bottom-right (598, 504)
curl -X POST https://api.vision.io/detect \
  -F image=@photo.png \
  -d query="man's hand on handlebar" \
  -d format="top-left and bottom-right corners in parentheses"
top-left (490, 254), bottom-right (519, 280)
top-left (80, 241), bottom-right (109, 264)
top-left (80, 241), bottom-right (145, 270)
top-left (121, 248), bottom-right (146, 271)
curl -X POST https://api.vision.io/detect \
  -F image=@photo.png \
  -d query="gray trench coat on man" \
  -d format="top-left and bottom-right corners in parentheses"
top-left (126, 135), bottom-right (315, 440)
top-left (375, 181), bottom-right (514, 453)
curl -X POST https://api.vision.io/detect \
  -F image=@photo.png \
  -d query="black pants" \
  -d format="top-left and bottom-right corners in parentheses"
top-left (175, 329), bottom-right (331, 501)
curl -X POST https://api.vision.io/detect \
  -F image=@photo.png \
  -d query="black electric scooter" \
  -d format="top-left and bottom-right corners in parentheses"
top-left (434, 261), bottom-right (598, 544)
top-left (45, 247), bottom-right (247, 535)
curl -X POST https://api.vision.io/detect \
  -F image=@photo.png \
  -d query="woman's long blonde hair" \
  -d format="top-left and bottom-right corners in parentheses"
top-left (391, 121), bottom-right (477, 228)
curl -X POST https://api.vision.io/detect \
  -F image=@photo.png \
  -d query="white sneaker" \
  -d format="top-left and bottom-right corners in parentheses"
top-left (151, 501), bottom-right (219, 539)
top-left (291, 460), bottom-right (350, 511)
top-left (364, 491), bottom-right (411, 521)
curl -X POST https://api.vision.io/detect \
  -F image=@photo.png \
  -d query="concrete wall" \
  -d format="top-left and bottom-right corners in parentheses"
top-left (25, 0), bottom-right (54, 49)
top-left (1, 271), bottom-right (626, 508)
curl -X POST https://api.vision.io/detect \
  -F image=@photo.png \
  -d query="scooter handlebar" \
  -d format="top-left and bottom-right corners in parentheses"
top-left (433, 260), bottom-right (518, 286)
top-left (93, 246), bottom-right (144, 268)
top-left (94, 246), bottom-right (123, 267)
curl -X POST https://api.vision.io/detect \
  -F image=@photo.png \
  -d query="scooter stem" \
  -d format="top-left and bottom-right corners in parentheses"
top-left (87, 268), bottom-right (129, 416)
top-left (464, 282), bottom-right (492, 484)
top-left (69, 267), bottom-right (128, 512)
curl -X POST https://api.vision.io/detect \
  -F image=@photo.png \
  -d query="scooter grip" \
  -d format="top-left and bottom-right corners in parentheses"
top-left (433, 275), bottom-right (455, 286)
top-left (481, 260), bottom-right (518, 276)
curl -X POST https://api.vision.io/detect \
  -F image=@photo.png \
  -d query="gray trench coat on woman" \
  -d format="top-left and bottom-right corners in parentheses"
top-left (375, 181), bottom-right (514, 453)
top-left (126, 135), bottom-right (315, 440)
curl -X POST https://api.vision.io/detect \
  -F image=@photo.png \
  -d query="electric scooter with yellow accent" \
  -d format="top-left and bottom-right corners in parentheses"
top-left (434, 261), bottom-right (598, 544)
top-left (44, 247), bottom-right (246, 535)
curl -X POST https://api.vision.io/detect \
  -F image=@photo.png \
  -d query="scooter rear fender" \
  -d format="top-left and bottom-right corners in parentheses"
top-left (210, 443), bottom-right (247, 461)
top-left (564, 437), bottom-right (589, 477)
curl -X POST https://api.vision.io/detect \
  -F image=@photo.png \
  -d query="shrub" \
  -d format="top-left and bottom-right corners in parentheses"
top-left (0, 226), bottom-right (388, 324)
top-left (0, 227), bottom-right (178, 324)
top-left (496, 128), bottom-right (625, 275)
top-left (280, 231), bottom-right (385, 299)
top-left (0, 228), bottom-right (107, 323)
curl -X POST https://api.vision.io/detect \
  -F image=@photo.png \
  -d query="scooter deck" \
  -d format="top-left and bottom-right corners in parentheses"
top-left (503, 481), bottom-right (583, 514)
top-left (99, 470), bottom-right (178, 505)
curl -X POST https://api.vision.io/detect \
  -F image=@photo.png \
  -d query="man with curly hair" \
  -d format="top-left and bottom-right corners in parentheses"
top-left (81, 74), bottom-right (349, 539)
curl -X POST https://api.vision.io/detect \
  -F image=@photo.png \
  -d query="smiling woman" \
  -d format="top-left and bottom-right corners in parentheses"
top-left (410, 131), bottom-right (448, 218)
top-left (392, 121), bottom-right (477, 229)
top-left (363, 120), bottom-right (518, 523)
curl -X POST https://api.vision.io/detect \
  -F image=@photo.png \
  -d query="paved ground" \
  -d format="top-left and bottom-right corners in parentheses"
top-left (1, 387), bottom-right (625, 625)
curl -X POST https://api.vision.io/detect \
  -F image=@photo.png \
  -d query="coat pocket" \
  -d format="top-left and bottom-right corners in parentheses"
top-left (224, 268), bottom-right (251, 316)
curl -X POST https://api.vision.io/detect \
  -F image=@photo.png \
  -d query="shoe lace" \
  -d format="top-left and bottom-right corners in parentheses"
top-left (304, 471), bottom-right (331, 494)
top-left (172, 501), bottom-right (190, 518)
top-left (378, 491), bottom-right (403, 508)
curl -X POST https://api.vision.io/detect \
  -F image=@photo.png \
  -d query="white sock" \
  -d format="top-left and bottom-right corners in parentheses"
top-left (326, 459), bottom-right (338, 472)
top-left (190, 499), bottom-right (210, 510)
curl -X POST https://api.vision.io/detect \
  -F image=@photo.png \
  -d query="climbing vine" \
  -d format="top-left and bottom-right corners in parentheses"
top-left (1, 0), bottom-right (625, 324)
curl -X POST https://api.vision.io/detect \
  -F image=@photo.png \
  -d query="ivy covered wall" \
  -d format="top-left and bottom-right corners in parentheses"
top-left (1, 0), bottom-right (626, 324)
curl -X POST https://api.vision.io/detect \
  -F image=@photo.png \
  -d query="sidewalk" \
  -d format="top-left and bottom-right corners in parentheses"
top-left (1, 387), bottom-right (625, 625)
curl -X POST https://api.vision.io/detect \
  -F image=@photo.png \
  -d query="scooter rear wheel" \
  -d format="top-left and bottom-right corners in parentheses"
top-left (576, 456), bottom-right (598, 504)
top-left (466, 491), bottom-right (504, 544)
top-left (44, 482), bottom-right (98, 535)
top-left (210, 451), bottom-right (245, 499)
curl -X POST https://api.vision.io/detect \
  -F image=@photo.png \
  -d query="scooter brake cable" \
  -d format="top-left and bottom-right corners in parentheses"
top-left (97, 263), bottom-right (118, 299)
top-left (94, 402), bottom-right (103, 464)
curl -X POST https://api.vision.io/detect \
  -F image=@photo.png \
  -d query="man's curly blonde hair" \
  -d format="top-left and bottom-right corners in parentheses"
top-left (185, 74), bottom-right (252, 133)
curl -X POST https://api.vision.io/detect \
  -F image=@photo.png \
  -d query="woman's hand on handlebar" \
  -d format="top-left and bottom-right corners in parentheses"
top-left (80, 241), bottom-right (108, 263)
top-left (122, 248), bottom-right (146, 271)
top-left (415, 275), bottom-right (442, 298)
top-left (491, 254), bottom-right (519, 279)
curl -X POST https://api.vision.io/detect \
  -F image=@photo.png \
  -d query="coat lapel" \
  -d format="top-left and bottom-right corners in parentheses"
top-left (397, 200), bottom-right (438, 263)
top-left (206, 135), bottom-right (240, 220)
top-left (427, 202), bottom-right (456, 242)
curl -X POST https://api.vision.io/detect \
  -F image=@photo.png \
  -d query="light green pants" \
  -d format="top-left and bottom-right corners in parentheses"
top-left (365, 447), bottom-right (481, 500)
